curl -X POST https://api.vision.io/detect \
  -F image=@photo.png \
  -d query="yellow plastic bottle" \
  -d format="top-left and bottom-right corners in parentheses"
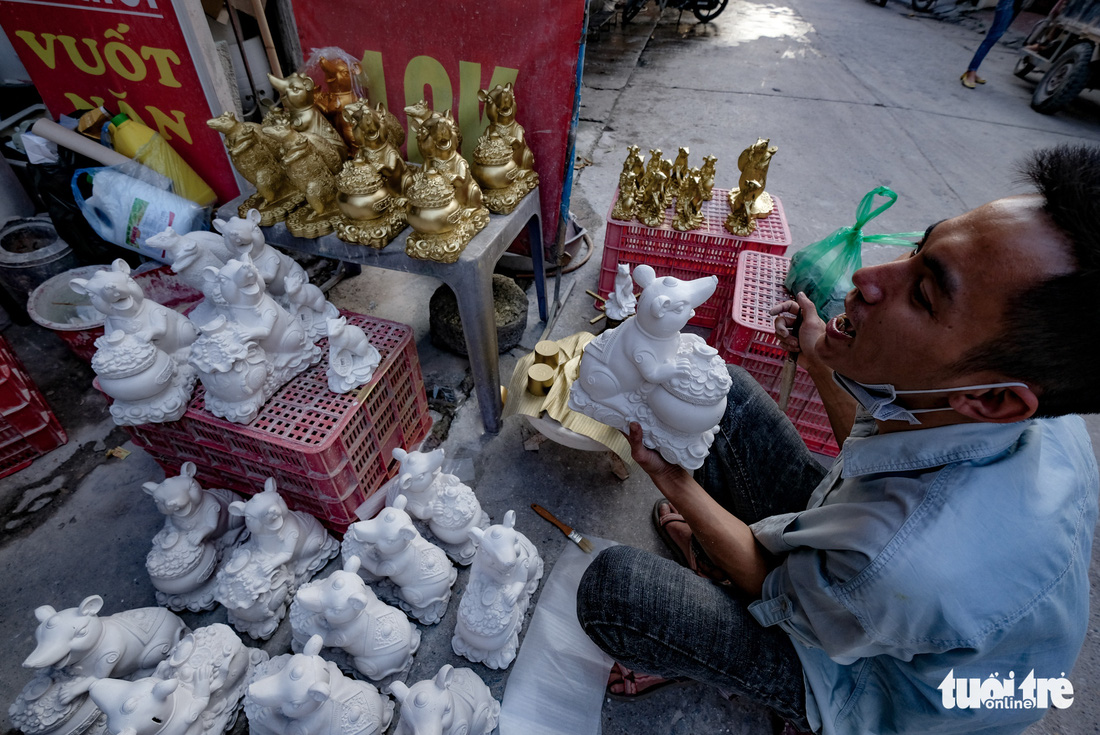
top-left (108, 113), bottom-right (217, 206)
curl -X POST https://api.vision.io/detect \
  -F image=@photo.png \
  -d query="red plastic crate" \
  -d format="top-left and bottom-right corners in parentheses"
top-left (124, 312), bottom-right (432, 533)
top-left (0, 334), bottom-right (68, 478)
top-left (597, 188), bottom-right (792, 328)
top-left (713, 251), bottom-right (840, 457)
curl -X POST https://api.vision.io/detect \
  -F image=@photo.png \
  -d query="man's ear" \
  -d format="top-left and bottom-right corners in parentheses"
top-left (949, 384), bottom-right (1039, 423)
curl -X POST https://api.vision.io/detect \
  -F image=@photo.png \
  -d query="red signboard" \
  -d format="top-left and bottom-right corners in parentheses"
top-left (0, 0), bottom-right (239, 204)
top-left (292, 0), bottom-right (586, 254)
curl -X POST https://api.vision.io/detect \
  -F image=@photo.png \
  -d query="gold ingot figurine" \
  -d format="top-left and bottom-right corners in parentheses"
top-left (268, 72), bottom-right (348, 162)
top-left (471, 83), bottom-right (539, 215)
top-left (700, 154), bottom-right (717, 201)
top-left (533, 340), bottom-right (561, 369)
top-left (400, 169), bottom-right (489, 263)
top-left (262, 117), bottom-right (341, 238)
top-left (208, 111), bottom-right (303, 226)
top-left (673, 167), bottom-right (705, 232)
top-left (527, 363), bottom-right (556, 397)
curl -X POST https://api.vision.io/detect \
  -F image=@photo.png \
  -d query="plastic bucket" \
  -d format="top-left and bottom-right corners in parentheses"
top-left (0, 217), bottom-right (81, 305)
top-left (27, 264), bottom-right (203, 363)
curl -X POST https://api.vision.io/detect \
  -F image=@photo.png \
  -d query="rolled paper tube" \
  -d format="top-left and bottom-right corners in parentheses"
top-left (527, 363), bottom-right (556, 396)
top-left (533, 340), bottom-right (560, 369)
top-left (31, 118), bottom-right (132, 167)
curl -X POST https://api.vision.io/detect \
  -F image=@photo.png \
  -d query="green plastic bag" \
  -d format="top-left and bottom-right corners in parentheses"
top-left (785, 186), bottom-right (923, 319)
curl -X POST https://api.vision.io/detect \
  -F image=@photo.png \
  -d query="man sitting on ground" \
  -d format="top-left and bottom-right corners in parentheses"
top-left (577, 144), bottom-right (1100, 734)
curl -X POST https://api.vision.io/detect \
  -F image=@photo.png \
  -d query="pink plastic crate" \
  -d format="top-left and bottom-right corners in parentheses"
top-left (712, 251), bottom-right (840, 457)
top-left (0, 334), bottom-right (68, 478)
top-left (124, 312), bottom-right (432, 534)
top-left (597, 189), bottom-right (791, 328)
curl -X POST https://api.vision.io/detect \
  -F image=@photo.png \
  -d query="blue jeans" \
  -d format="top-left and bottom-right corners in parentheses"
top-left (968, 0), bottom-right (1016, 72)
top-left (577, 366), bottom-right (828, 728)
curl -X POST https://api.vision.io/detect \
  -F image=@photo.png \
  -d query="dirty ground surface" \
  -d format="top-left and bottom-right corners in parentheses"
top-left (3, 0), bottom-right (1100, 733)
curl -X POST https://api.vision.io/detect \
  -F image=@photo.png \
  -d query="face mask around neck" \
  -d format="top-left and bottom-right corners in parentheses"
top-left (832, 373), bottom-right (1028, 425)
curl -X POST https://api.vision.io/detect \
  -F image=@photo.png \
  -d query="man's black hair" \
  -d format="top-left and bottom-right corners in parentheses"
top-left (954, 144), bottom-right (1100, 417)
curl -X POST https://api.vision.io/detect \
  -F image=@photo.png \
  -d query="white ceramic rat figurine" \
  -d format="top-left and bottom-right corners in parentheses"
top-left (603, 263), bottom-right (637, 321)
top-left (143, 463), bottom-right (247, 612)
top-left (568, 264), bottom-right (732, 470)
top-left (244, 635), bottom-right (394, 735)
top-left (289, 556), bottom-right (421, 681)
top-left (326, 316), bottom-right (381, 394)
top-left (341, 495), bottom-right (457, 625)
top-left (388, 447), bottom-right (489, 564)
top-left (451, 510), bottom-right (543, 669)
top-left (388, 665), bottom-right (499, 735)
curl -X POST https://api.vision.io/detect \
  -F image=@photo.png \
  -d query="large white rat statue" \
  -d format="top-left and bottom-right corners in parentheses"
top-left (568, 264), bottom-right (733, 470)
top-left (10, 595), bottom-right (188, 735)
top-left (70, 259), bottom-right (199, 365)
top-left (325, 316), bottom-right (381, 394)
top-left (341, 495), bottom-right (457, 625)
top-left (387, 447), bottom-right (489, 565)
top-left (143, 463), bottom-right (248, 612)
top-left (214, 479), bottom-right (340, 639)
top-left (244, 635), bottom-right (394, 735)
top-left (87, 623), bottom-right (266, 735)
top-left (289, 556), bottom-right (421, 681)
top-left (387, 665), bottom-right (499, 735)
top-left (451, 510), bottom-right (543, 670)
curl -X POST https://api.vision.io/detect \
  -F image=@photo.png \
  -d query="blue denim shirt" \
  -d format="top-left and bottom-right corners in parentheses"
top-left (748, 414), bottom-right (1098, 735)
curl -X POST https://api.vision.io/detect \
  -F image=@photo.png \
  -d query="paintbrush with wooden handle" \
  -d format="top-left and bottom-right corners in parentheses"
top-left (531, 504), bottom-right (594, 553)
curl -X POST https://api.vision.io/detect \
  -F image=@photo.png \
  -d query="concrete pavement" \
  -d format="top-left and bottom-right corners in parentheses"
top-left (2, 0), bottom-right (1100, 733)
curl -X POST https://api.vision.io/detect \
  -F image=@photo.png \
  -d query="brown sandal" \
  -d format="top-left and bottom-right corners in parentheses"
top-left (652, 499), bottom-right (731, 585)
top-left (607, 662), bottom-right (689, 701)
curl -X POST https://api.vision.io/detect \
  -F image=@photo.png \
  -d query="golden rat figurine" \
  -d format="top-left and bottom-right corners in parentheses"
top-left (334, 100), bottom-right (410, 248)
top-left (636, 170), bottom-right (668, 228)
top-left (471, 83), bottom-right (539, 214)
top-left (700, 154), bottom-right (717, 201)
top-left (625, 145), bottom-right (645, 195)
top-left (673, 167), bottom-right (705, 232)
top-left (640, 149), bottom-right (662, 196)
top-left (406, 101), bottom-right (485, 211)
top-left (727, 138), bottom-right (778, 221)
top-left (268, 71), bottom-right (348, 162)
top-left (725, 179), bottom-right (764, 236)
top-left (669, 147), bottom-right (690, 194)
top-left (315, 55), bottom-right (364, 155)
top-left (208, 111), bottom-right (303, 226)
top-left (659, 158), bottom-right (675, 208)
top-left (611, 169), bottom-right (638, 221)
top-left (399, 169), bottom-right (488, 263)
top-left (262, 117), bottom-right (341, 238)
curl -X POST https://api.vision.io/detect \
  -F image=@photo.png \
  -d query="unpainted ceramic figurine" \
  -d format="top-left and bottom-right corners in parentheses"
top-left (213, 210), bottom-right (307, 299)
top-left (451, 510), bottom-right (544, 670)
top-left (88, 623), bottom-right (266, 735)
top-left (326, 316), bottom-right (381, 394)
top-left (388, 447), bottom-right (489, 565)
top-left (70, 259), bottom-right (198, 365)
top-left (191, 256), bottom-right (320, 424)
top-left (207, 112), bottom-right (302, 225)
top-left (285, 271), bottom-right (339, 342)
top-left (470, 83), bottom-right (538, 215)
top-left (91, 329), bottom-right (196, 426)
top-left (289, 556), bottom-right (421, 681)
top-left (341, 495), bottom-right (457, 625)
top-left (388, 665), bottom-right (499, 735)
top-left (11, 594), bottom-right (188, 733)
top-left (244, 635), bottom-right (394, 735)
top-left (143, 463), bottom-right (247, 611)
top-left (569, 265), bottom-right (733, 470)
top-left (214, 479), bottom-right (340, 639)
top-left (603, 263), bottom-right (637, 322)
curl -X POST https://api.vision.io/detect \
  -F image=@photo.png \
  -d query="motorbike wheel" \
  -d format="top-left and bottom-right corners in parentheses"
top-left (693, 0), bottom-right (728, 22)
top-left (911, 0), bottom-right (936, 11)
top-left (1031, 41), bottom-right (1093, 114)
top-left (622, 0), bottom-right (646, 25)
